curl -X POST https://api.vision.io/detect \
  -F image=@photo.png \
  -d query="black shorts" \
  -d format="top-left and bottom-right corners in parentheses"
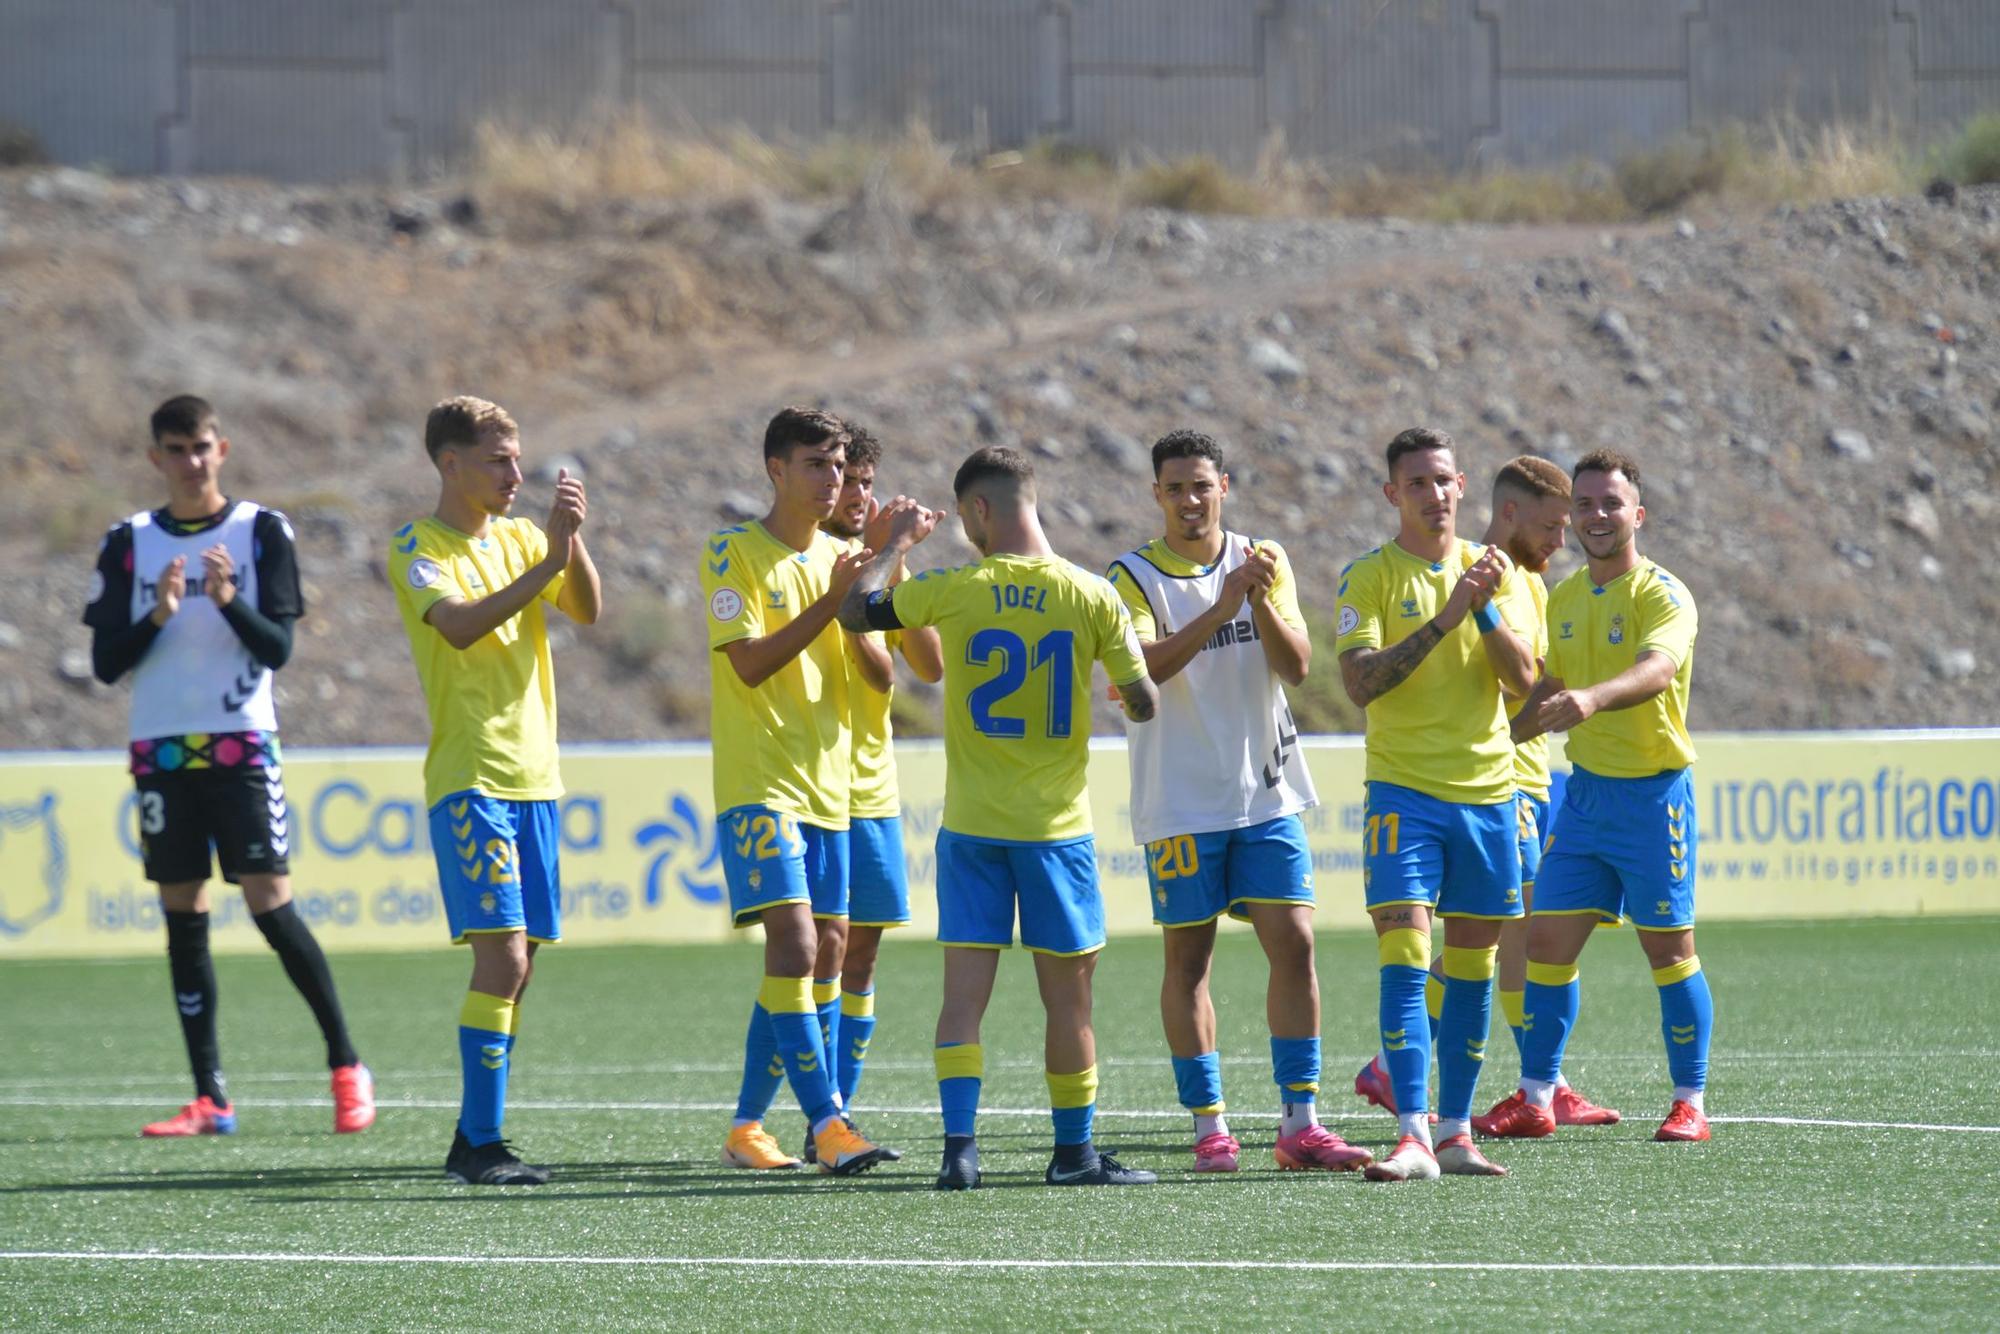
top-left (135, 766), bottom-right (291, 885)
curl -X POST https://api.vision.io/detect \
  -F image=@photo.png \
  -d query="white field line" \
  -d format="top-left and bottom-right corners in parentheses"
top-left (1, 1250), bottom-right (1996, 1276)
top-left (1, 1092), bottom-right (1997, 1134)
top-left (5, 1049), bottom-right (1992, 1092)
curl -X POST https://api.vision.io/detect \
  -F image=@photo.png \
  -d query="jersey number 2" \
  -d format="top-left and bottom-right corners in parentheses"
top-left (965, 629), bottom-right (1074, 738)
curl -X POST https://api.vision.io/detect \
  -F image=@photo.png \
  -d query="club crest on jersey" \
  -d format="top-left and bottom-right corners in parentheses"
top-left (407, 558), bottom-right (443, 590)
top-left (1609, 614), bottom-right (1625, 645)
top-left (709, 587), bottom-right (744, 622)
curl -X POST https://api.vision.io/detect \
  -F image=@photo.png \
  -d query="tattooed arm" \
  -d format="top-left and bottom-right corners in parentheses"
top-left (1339, 620), bottom-right (1448, 710)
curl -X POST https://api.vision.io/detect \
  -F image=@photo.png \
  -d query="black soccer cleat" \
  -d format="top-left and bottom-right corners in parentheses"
top-left (1045, 1149), bottom-right (1158, 1187)
top-left (445, 1129), bottom-right (551, 1186)
top-left (935, 1134), bottom-right (982, 1190)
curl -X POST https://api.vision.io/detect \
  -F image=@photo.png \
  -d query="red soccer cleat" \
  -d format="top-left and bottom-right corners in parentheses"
top-left (331, 1063), bottom-right (376, 1134)
top-left (1353, 1056), bottom-right (1397, 1113)
top-left (1653, 1099), bottom-right (1710, 1142)
top-left (1552, 1084), bottom-right (1621, 1126)
top-left (140, 1095), bottom-right (237, 1138)
top-left (1471, 1089), bottom-right (1557, 1139)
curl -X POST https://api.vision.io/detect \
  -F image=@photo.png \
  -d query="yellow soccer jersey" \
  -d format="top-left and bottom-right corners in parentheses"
top-left (1545, 559), bottom-right (1698, 777)
top-left (702, 521), bottom-right (851, 830)
top-left (1332, 538), bottom-right (1517, 806)
top-left (890, 554), bottom-right (1147, 842)
top-left (1501, 568), bottom-right (1552, 801)
top-left (850, 628), bottom-right (901, 820)
top-left (388, 515), bottom-right (567, 809)
top-left (1108, 538), bottom-right (1307, 641)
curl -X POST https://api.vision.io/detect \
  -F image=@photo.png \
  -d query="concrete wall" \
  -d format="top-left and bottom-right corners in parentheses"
top-left (1, 0), bottom-right (1995, 181)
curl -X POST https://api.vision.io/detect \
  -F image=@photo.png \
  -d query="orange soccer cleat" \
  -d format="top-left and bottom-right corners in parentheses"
top-left (1653, 1099), bottom-right (1711, 1142)
top-left (1471, 1089), bottom-right (1558, 1139)
top-left (1552, 1084), bottom-right (1621, 1126)
top-left (140, 1095), bottom-right (237, 1138)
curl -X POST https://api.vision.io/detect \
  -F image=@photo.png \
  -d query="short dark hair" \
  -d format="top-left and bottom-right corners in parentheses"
top-left (424, 395), bottom-right (518, 460)
top-left (150, 395), bottom-right (219, 443)
top-left (1151, 429), bottom-right (1225, 476)
top-left (1385, 426), bottom-right (1454, 477)
top-left (1573, 447), bottom-right (1641, 499)
top-left (763, 406), bottom-right (848, 461)
top-left (842, 421), bottom-right (882, 472)
top-left (953, 446), bottom-right (1035, 499)
top-left (1493, 455), bottom-right (1571, 502)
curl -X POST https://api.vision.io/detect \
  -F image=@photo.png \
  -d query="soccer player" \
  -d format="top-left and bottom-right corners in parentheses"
top-left (839, 446), bottom-right (1162, 1190)
top-left (85, 395), bottom-right (373, 1139)
top-left (1107, 430), bottom-right (1371, 1175)
top-left (1473, 449), bottom-right (1713, 1144)
top-left (388, 396), bottom-right (602, 1185)
top-left (1354, 456), bottom-right (1619, 1126)
top-left (703, 407), bottom-right (891, 1177)
top-left (819, 423), bottom-right (943, 1137)
top-left (1334, 427), bottom-right (1534, 1181)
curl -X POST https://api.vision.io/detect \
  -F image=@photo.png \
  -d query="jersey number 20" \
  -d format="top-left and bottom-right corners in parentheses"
top-left (966, 629), bottom-right (1074, 739)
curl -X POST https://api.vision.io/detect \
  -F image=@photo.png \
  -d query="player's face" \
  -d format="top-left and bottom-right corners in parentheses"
top-left (1504, 492), bottom-right (1572, 573)
top-left (1386, 448), bottom-right (1463, 537)
top-left (956, 494), bottom-right (991, 556)
top-left (1572, 469), bottom-right (1643, 561)
top-left (443, 429), bottom-right (524, 517)
top-left (149, 429), bottom-right (228, 503)
top-left (826, 462), bottom-right (874, 540)
top-left (769, 439), bottom-right (846, 521)
top-left (1153, 456), bottom-right (1228, 542)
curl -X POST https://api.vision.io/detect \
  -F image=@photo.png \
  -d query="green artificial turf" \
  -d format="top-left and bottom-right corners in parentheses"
top-left (3, 919), bottom-right (1997, 1328)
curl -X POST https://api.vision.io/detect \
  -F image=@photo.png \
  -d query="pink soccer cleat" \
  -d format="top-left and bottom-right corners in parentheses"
top-left (1274, 1123), bottom-right (1374, 1172)
top-left (331, 1063), bottom-right (376, 1134)
top-left (1192, 1131), bottom-right (1241, 1173)
top-left (1653, 1100), bottom-right (1710, 1143)
top-left (1552, 1084), bottom-right (1621, 1126)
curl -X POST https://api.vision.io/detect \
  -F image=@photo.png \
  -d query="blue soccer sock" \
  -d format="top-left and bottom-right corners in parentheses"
top-left (761, 976), bottom-right (839, 1127)
top-left (1048, 1066), bottom-right (1098, 1147)
top-left (813, 976), bottom-right (842, 1111)
top-left (936, 1042), bottom-right (983, 1138)
top-left (1654, 955), bottom-right (1714, 1099)
top-left (1498, 988), bottom-right (1527, 1061)
top-left (1378, 928), bottom-right (1431, 1118)
top-left (1172, 1050), bottom-right (1225, 1135)
top-left (457, 990), bottom-right (515, 1147)
top-left (732, 1002), bottom-right (785, 1124)
top-left (837, 989), bottom-right (877, 1108)
top-left (1270, 1035), bottom-right (1320, 1133)
top-left (1437, 945), bottom-right (1497, 1128)
top-left (1425, 963), bottom-right (1445, 1048)
top-left (1521, 960), bottom-right (1582, 1103)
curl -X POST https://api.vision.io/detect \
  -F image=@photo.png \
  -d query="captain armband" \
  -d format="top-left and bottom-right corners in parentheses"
top-left (860, 588), bottom-right (905, 632)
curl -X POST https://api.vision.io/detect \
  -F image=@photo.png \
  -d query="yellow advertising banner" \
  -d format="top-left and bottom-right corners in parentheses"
top-left (1, 731), bottom-right (1996, 958)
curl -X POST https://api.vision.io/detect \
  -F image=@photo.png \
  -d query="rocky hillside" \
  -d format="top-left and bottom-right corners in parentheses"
top-left (1, 168), bottom-right (1994, 750)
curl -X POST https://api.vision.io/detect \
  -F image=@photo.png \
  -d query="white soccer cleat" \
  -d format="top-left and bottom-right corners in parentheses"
top-left (1435, 1132), bottom-right (1508, 1176)
top-left (1362, 1134), bottom-right (1440, 1183)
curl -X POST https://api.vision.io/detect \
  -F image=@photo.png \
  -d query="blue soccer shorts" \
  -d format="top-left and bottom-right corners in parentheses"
top-left (718, 805), bottom-right (849, 927)
top-left (1147, 813), bottom-right (1315, 928)
top-left (1518, 792), bottom-right (1551, 893)
top-left (847, 814), bottom-right (911, 928)
top-left (1362, 781), bottom-right (1523, 920)
top-left (936, 829), bottom-right (1104, 956)
top-left (428, 790), bottom-right (562, 944)
top-left (1535, 766), bottom-right (1696, 931)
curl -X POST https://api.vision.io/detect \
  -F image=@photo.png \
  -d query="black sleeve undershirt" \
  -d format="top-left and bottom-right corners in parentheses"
top-left (860, 587), bottom-right (906, 632)
top-left (214, 510), bottom-right (303, 670)
top-left (219, 596), bottom-right (295, 670)
top-left (83, 522), bottom-right (153, 684)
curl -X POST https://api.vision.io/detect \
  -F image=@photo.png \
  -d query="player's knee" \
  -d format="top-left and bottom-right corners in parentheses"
top-left (239, 874), bottom-right (291, 915)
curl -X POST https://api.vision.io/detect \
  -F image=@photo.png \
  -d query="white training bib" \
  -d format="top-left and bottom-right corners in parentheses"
top-left (126, 502), bottom-right (280, 741)
top-left (1113, 533), bottom-right (1317, 845)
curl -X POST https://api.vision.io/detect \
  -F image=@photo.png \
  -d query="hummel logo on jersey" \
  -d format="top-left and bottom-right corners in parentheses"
top-left (176, 991), bottom-right (204, 1016)
top-left (768, 589), bottom-right (788, 610)
top-left (1399, 599), bottom-right (1419, 618)
top-left (1560, 621), bottom-right (1574, 639)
